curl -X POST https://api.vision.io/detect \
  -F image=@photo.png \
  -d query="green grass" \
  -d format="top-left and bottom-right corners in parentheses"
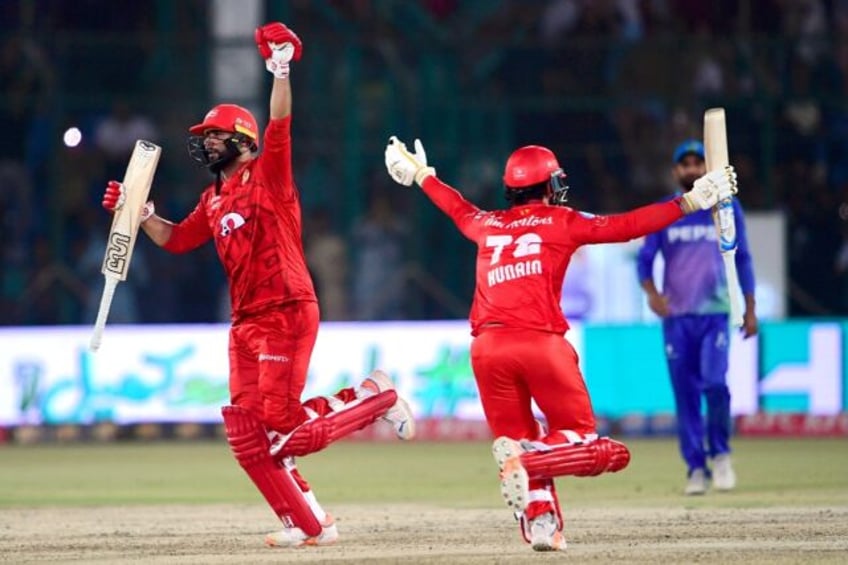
top-left (1, 438), bottom-right (846, 508)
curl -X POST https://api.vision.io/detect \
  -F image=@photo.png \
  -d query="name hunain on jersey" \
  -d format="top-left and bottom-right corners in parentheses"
top-left (481, 213), bottom-right (550, 287)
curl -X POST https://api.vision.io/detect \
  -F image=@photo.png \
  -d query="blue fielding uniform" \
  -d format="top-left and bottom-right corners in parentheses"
top-left (636, 196), bottom-right (755, 475)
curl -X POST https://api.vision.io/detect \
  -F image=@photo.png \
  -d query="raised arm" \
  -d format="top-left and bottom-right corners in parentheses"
top-left (269, 75), bottom-right (291, 120)
top-left (254, 22), bottom-right (303, 197)
top-left (254, 22), bottom-right (301, 119)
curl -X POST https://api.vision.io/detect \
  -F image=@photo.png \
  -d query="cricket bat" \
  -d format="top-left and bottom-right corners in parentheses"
top-left (703, 108), bottom-right (744, 328)
top-left (89, 139), bottom-right (161, 351)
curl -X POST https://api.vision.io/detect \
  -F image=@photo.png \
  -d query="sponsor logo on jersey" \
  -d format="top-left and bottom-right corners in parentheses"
top-left (219, 212), bottom-right (246, 237)
top-left (487, 259), bottom-right (543, 287)
top-left (258, 353), bottom-right (290, 363)
top-left (668, 224), bottom-right (718, 243)
top-left (483, 215), bottom-right (554, 229)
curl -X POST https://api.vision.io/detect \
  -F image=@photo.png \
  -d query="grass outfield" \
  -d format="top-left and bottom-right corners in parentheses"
top-left (1, 437), bottom-right (847, 508)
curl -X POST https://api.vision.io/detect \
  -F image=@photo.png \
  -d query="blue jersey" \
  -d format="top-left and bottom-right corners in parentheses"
top-left (636, 195), bottom-right (755, 316)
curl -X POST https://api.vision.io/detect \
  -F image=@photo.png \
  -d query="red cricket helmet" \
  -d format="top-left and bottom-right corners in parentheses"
top-left (503, 145), bottom-right (560, 188)
top-left (503, 145), bottom-right (569, 204)
top-left (188, 104), bottom-right (259, 149)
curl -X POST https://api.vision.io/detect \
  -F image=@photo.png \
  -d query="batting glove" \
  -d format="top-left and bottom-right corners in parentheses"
top-left (384, 136), bottom-right (436, 187)
top-left (140, 201), bottom-right (155, 223)
top-left (680, 165), bottom-right (738, 214)
top-left (255, 22), bottom-right (302, 80)
top-left (102, 180), bottom-right (155, 223)
top-left (102, 180), bottom-right (126, 212)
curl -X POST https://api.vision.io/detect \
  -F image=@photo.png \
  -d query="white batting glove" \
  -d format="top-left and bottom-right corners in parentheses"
top-left (255, 23), bottom-right (302, 80)
top-left (681, 165), bottom-right (738, 214)
top-left (384, 136), bottom-right (435, 187)
top-left (265, 43), bottom-right (295, 79)
top-left (140, 201), bottom-right (155, 223)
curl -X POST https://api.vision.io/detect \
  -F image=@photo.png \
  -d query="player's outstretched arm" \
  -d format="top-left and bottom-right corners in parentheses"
top-left (255, 22), bottom-right (302, 120)
top-left (384, 136), bottom-right (483, 239)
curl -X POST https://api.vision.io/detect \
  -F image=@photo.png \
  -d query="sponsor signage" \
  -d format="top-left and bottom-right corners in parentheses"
top-left (0, 319), bottom-right (844, 426)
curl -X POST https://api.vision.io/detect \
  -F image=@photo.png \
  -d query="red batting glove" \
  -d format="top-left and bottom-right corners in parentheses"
top-left (255, 22), bottom-right (302, 61)
top-left (102, 180), bottom-right (126, 213)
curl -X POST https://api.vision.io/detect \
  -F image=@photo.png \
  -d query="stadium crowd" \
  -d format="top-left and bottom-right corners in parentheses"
top-left (1, 0), bottom-right (848, 325)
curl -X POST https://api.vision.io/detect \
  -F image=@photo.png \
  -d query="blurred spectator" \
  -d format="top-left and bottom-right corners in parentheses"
top-left (351, 191), bottom-right (408, 320)
top-left (17, 236), bottom-right (88, 325)
top-left (3, 2), bottom-right (848, 325)
top-left (94, 99), bottom-right (159, 180)
top-left (421, 0), bottom-right (458, 21)
top-left (0, 35), bottom-right (53, 162)
top-left (781, 0), bottom-right (829, 64)
top-left (778, 53), bottom-right (824, 170)
top-left (783, 159), bottom-right (842, 314)
top-left (0, 162), bottom-right (35, 325)
top-left (305, 209), bottom-right (350, 321)
top-left (835, 222), bottom-right (848, 314)
top-left (75, 223), bottom-right (150, 324)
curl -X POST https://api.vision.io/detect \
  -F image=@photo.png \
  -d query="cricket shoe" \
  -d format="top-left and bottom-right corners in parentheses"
top-left (492, 436), bottom-right (530, 514)
top-left (684, 468), bottom-right (708, 496)
top-left (712, 453), bottom-right (736, 491)
top-left (528, 512), bottom-right (566, 552)
top-left (359, 370), bottom-right (415, 440)
top-left (265, 514), bottom-right (338, 548)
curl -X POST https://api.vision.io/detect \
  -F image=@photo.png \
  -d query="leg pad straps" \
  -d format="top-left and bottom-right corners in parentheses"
top-left (273, 390), bottom-right (397, 458)
top-left (222, 405), bottom-right (322, 537)
top-left (522, 437), bottom-right (631, 479)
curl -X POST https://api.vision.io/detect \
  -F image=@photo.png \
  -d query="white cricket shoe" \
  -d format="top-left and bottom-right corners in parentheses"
top-left (265, 515), bottom-right (338, 548)
top-left (684, 468), bottom-right (708, 496)
top-left (491, 436), bottom-right (529, 513)
top-left (359, 370), bottom-right (415, 440)
top-left (712, 453), bottom-right (737, 491)
top-left (528, 512), bottom-right (566, 552)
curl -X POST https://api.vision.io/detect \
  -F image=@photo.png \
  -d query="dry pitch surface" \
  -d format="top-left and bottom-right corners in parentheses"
top-left (3, 503), bottom-right (847, 564)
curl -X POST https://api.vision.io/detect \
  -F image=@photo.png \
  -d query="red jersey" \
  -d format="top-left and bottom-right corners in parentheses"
top-left (163, 117), bottom-right (316, 320)
top-left (420, 176), bottom-right (683, 336)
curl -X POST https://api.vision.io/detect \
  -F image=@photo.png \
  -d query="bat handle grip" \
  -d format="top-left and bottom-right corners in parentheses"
top-left (90, 275), bottom-right (120, 352)
top-left (722, 251), bottom-right (744, 328)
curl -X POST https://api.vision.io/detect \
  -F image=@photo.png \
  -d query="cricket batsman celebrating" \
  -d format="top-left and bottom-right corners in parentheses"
top-left (101, 22), bottom-right (414, 548)
top-left (384, 137), bottom-right (738, 551)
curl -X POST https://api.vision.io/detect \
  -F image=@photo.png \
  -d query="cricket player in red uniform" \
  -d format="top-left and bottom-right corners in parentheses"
top-left (384, 136), bottom-right (738, 551)
top-left (101, 22), bottom-right (415, 548)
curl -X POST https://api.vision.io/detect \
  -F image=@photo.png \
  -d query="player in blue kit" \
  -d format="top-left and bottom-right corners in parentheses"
top-left (636, 140), bottom-right (758, 495)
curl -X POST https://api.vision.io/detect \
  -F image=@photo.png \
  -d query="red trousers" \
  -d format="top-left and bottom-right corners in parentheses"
top-left (228, 301), bottom-right (356, 434)
top-left (470, 327), bottom-right (596, 441)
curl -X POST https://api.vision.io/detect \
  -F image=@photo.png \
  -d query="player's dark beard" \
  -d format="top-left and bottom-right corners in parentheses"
top-left (207, 139), bottom-right (242, 174)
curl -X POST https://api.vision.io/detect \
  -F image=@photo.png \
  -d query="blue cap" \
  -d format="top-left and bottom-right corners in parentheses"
top-left (673, 139), bottom-right (705, 164)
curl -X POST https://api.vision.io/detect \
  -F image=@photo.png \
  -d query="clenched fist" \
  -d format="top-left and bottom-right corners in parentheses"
top-left (101, 180), bottom-right (155, 222)
top-left (102, 180), bottom-right (126, 212)
top-left (255, 22), bottom-right (302, 79)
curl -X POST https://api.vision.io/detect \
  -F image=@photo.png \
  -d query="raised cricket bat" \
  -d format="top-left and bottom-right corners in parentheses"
top-left (703, 108), bottom-right (743, 328)
top-left (89, 140), bottom-right (161, 351)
